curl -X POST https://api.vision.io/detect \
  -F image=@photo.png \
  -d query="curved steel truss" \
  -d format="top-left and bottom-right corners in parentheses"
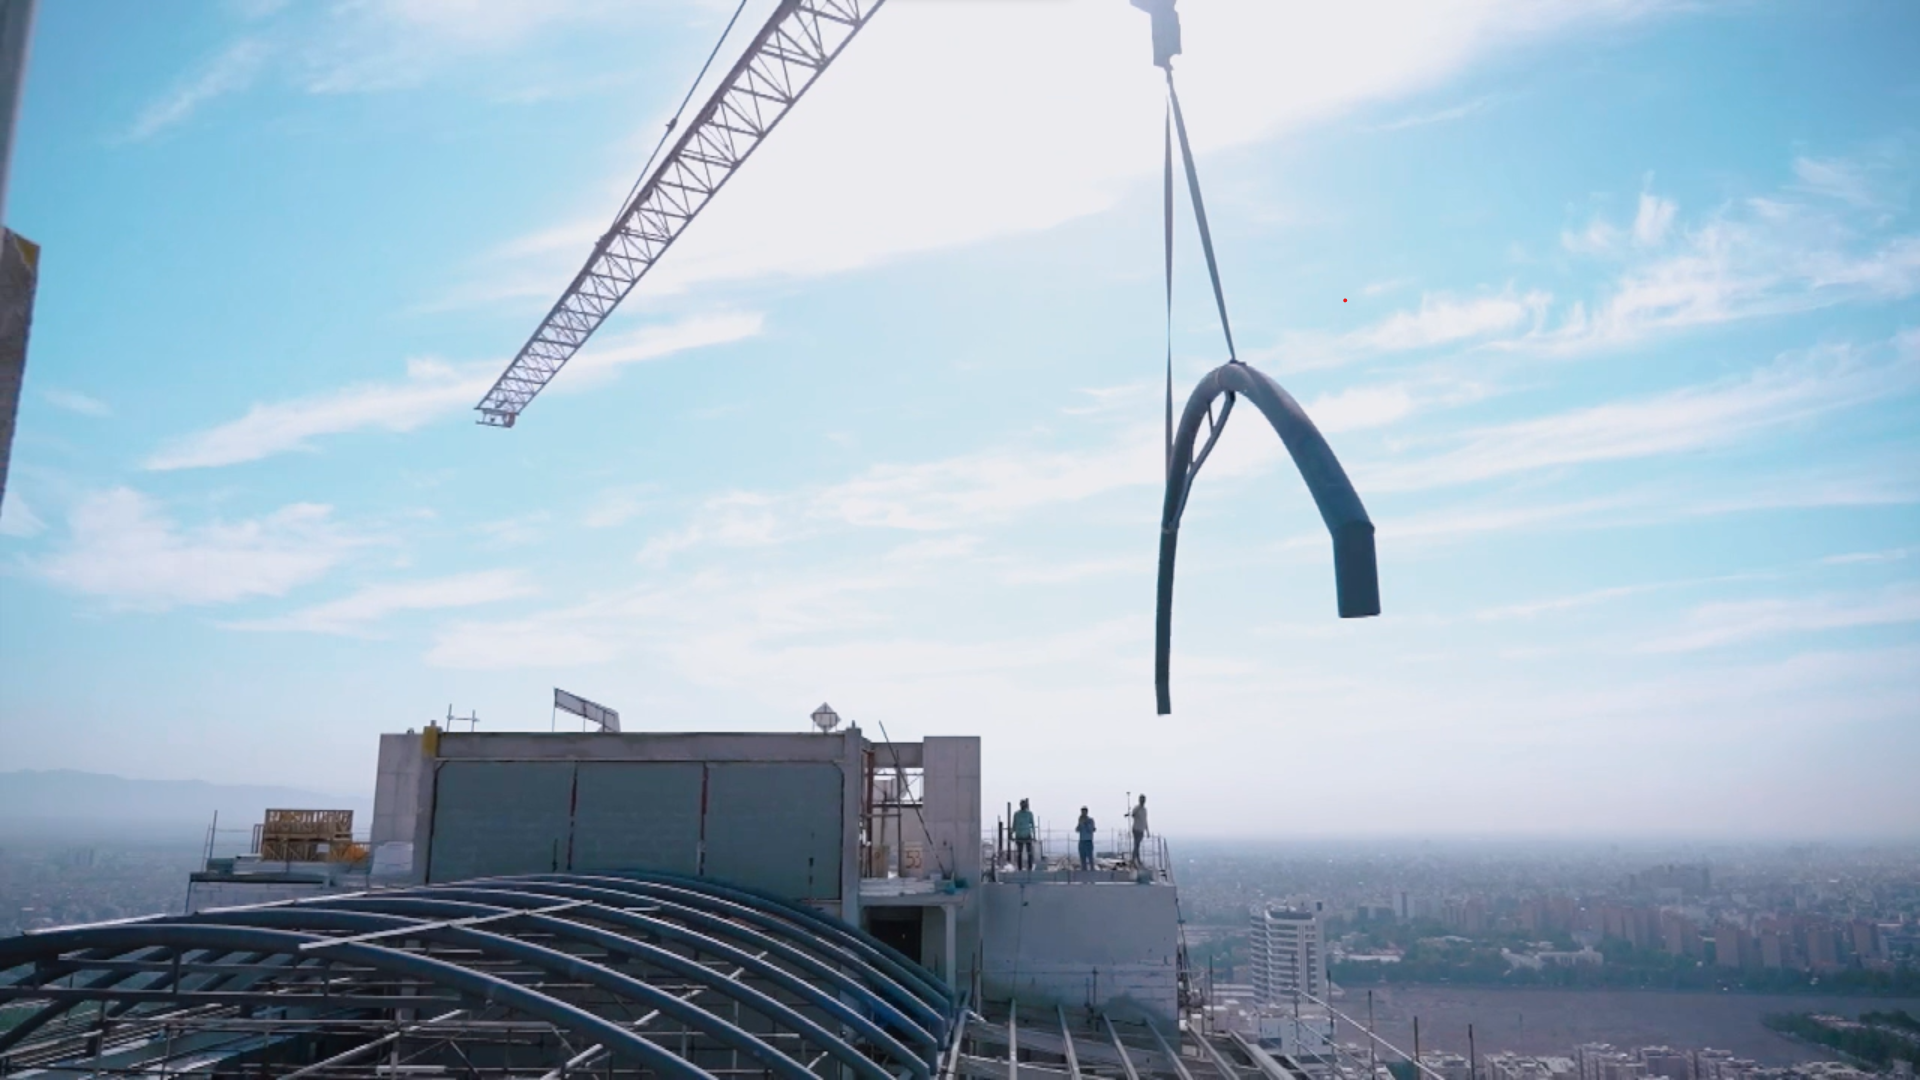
top-left (0, 871), bottom-right (954, 1080)
top-left (1156, 360), bottom-right (1381, 714)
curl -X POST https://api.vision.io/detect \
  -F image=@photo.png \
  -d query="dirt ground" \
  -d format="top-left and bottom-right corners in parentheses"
top-left (1325, 987), bottom-right (1920, 1066)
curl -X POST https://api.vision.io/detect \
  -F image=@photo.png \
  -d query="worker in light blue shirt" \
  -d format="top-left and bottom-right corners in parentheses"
top-left (1075, 807), bottom-right (1097, 872)
top-left (1012, 798), bottom-right (1036, 871)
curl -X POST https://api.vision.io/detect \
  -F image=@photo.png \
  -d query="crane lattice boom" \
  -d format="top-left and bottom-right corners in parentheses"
top-left (476, 0), bottom-right (886, 427)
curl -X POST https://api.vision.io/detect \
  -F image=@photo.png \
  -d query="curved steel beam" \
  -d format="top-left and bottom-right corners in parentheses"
top-left (444, 879), bottom-right (939, 1054)
top-left (1157, 360), bottom-right (1380, 714)
top-left (405, 885), bottom-right (932, 1071)
top-left (505, 872), bottom-right (951, 1035)
top-left (519, 870), bottom-right (952, 1013)
top-left (183, 905), bottom-right (821, 1080)
top-left (297, 895), bottom-right (912, 1080)
top-left (0, 925), bottom-right (714, 1080)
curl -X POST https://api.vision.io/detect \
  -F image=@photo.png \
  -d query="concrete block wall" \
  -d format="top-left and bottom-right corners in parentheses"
top-left (979, 880), bottom-right (1179, 1027)
top-left (370, 732), bottom-right (422, 848)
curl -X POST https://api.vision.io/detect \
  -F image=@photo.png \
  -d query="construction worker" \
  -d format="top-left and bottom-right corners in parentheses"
top-left (1127, 794), bottom-right (1149, 866)
top-left (1012, 798), bottom-right (1037, 871)
top-left (1075, 806), bottom-right (1097, 872)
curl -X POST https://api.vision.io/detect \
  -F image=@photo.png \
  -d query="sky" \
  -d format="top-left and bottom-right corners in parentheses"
top-left (1, 0), bottom-right (1916, 840)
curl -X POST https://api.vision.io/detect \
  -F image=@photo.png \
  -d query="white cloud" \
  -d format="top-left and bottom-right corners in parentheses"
top-left (0, 489), bottom-right (45, 538)
top-left (1472, 582), bottom-right (1663, 621)
top-left (1305, 384), bottom-right (1417, 433)
top-left (809, 424), bottom-right (1170, 532)
top-left (637, 492), bottom-right (790, 563)
top-left (1791, 155), bottom-right (1882, 210)
top-left (1362, 338), bottom-right (1920, 492)
top-left (125, 39), bottom-right (271, 141)
top-left (1561, 219), bottom-right (1622, 256)
top-left (1342, 290), bottom-right (1549, 353)
top-left (438, 0), bottom-right (1664, 307)
top-left (143, 313), bottom-right (761, 470)
top-left (1821, 547), bottom-right (1914, 566)
top-left (1632, 191), bottom-right (1676, 246)
top-left (225, 569), bottom-right (536, 635)
top-left (1261, 289), bottom-right (1551, 371)
top-left (33, 489), bottom-right (356, 609)
top-left (582, 484), bottom-right (659, 529)
top-left (1646, 584), bottom-right (1920, 653)
top-left (1364, 95), bottom-right (1496, 132)
top-left (41, 389), bottom-right (112, 417)
top-left (1532, 166), bottom-right (1920, 353)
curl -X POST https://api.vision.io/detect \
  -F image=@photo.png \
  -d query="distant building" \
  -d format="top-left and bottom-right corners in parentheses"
top-left (1638, 1046), bottom-right (1691, 1080)
top-left (1250, 903), bottom-right (1325, 1004)
top-left (1715, 924), bottom-right (1749, 969)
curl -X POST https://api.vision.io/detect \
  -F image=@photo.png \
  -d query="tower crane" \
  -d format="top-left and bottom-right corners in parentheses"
top-left (472, 0), bottom-right (1381, 712)
top-left (474, 0), bottom-right (884, 428)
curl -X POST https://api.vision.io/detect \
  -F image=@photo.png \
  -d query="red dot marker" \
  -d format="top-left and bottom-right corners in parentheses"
top-left (1343, 298), bottom-right (1348, 302)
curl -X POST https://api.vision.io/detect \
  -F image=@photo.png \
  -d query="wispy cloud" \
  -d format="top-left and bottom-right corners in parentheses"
top-left (1532, 167), bottom-right (1920, 354)
top-left (1364, 95), bottom-right (1496, 133)
top-left (1645, 584), bottom-right (1920, 653)
top-left (125, 39), bottom-right (271, 141)
top-left (32, 489), bottom-right (357, 609)
top-left (1305, 384), bottom-right (1417, 433)
top-left (225, 569), bottom-right (535, 635)
top-left (1821, 547), bottom-right (1915, 566)
top-left (1265, 289), bottom-right (1550, 369)
top-left (0, 489), bottom-right (45, 539)
top-left (1362, 337), bottom-right (1919, 492)
top-left (41, 389), bottom-right (112, 417)
top-left (1632, 190), bottom-right (1677, 247)
top-left (142, 313), bottom-right (761, 470)
top-left (434, 0), bottom-right (1664, 310)
top-left (582, 484), bottom-right (659, 529)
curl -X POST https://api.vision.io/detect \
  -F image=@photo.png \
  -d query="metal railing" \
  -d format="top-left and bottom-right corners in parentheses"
top-left (983, 825), bottom-right (1173, 881)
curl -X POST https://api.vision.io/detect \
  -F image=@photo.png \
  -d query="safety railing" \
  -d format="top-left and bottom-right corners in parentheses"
top-left (982, 824), bottom-right (1172, 882)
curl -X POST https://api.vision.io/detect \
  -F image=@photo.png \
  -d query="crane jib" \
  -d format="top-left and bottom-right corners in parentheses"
top-left (475, 0), bottom-right (887, 428)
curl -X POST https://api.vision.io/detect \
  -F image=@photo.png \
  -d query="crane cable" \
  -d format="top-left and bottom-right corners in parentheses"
top-left (612, 0), bottom-right (756, 229)
top-left (1159, 65), bottom-right (1242, 477)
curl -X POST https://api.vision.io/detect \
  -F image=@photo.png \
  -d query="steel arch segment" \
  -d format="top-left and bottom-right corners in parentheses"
top-left (305, 894), bottom-right (908, 1080)
top-left (0, 924), bottom-right (713, 1080)
top-left (189, 905), bottom-right (820, 1080)
top-left (0, 946), bottom-right (175, 1055)
top-left (619, 868), bottom-right (954, 1006)
top-left (404, 885), bottom-right (932, 1073)
top-left (511, 872), bottom-right (950, 1040)
top-left (440, 880), bottom-right (940, 1056)
top-left (1155, 361), bottom-right (1379, 714)
top-left (511, 870), bottom-right (952, 1019)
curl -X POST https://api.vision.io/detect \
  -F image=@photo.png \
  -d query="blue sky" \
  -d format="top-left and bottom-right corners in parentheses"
top-left (1, 0), bottom-right (1916, 839)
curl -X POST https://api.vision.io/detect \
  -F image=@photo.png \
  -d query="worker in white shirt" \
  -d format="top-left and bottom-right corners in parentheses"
top-left (1127, 794), bottom-right (1149, 866)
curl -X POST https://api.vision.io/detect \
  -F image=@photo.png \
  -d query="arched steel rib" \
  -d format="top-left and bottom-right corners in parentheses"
top-left (505, 872), bottom-right (949, 1036)
top-left (445, 878), bottom-right (939, 1053)
top-left (515, 870), bottom-right (952, 1014)
top-left (0, 924), bottom-right (714, 1080)
top-left (407, 885), bottom-right (932, 1071)
top-left (297, 894), bottom-right (914, 1080)
top-left (1156, 360), bottom-right (1380, 714)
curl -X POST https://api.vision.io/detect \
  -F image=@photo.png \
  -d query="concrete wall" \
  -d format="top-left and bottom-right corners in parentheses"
top-left (370, 733), bottom-right (423, 848)
top-left (979, 881), bottom-right (1178, 1026)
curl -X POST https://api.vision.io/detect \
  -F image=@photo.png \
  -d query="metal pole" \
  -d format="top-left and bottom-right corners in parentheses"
top-left (1367, 991), bottom-right (1376, 1080)
top-left (1469, 1024), bottom-right (1477, 1080)
top-left (1413, 1016), bottom-right (1420, 1074)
